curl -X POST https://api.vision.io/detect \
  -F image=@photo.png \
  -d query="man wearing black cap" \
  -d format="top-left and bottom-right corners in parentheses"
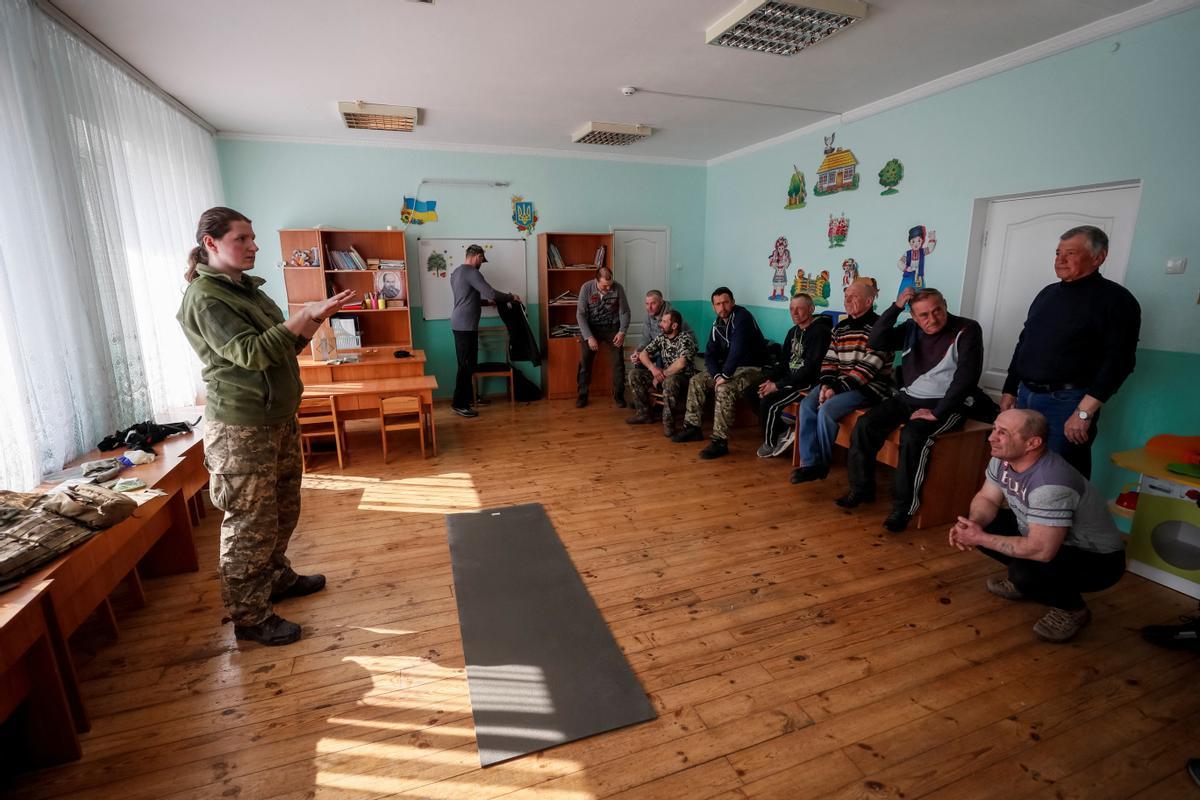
top-left (450, 244), bottom-right (518, 417)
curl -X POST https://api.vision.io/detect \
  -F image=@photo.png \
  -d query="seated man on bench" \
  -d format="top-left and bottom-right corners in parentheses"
top-left (626, 309), bottom-right (698, 437)
top-left (840, 286), bottom-right (984, 532)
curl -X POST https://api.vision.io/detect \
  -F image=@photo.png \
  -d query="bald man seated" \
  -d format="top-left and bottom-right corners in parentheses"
top-left (948, 409), bottom-right (1126, 643)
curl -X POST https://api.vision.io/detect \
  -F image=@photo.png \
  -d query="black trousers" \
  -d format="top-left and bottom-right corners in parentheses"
top-left (577, 328), bottom-right (625, 400)
top-left (453, 330), bottom-right (478, 409)
top-left (846, 395), bottom-right (964, 514)
top-left (980, 509), bottom-right (1126, 610)
top-left (743, 384), bottom-right (805, 447)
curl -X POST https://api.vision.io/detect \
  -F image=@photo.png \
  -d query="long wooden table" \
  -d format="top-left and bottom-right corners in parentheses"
top-left (1, 424), bottom-right (206, 764)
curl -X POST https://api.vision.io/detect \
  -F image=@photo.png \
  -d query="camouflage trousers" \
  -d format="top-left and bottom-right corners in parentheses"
top-left (683, 366), bottom-right (764, 441)
top-left (627, 367), bottom-right (691, 432)
top-left (204, 417), bottom-right (303, 626)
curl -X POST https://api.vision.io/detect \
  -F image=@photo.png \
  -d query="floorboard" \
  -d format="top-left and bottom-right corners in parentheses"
top-left (5, 398), bottom-right (1196, 799)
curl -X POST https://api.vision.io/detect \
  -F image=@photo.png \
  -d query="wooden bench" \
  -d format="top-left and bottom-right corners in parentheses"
top-left (1, 424), bottom-right (206, 762)
top-left (788, 401), bottom-right (991, 530)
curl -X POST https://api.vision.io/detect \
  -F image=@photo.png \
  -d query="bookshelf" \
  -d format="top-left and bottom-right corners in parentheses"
top-left (537, 232), bottom-right (616, 400)
top-left (280, 229), bottom-right (412, 353)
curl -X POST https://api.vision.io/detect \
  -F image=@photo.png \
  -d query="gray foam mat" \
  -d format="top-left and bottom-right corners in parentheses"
top-left (446, 503), bottom-right (656, 766)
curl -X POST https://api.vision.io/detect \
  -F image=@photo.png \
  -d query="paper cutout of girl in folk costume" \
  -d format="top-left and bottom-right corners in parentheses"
top-left (768, 236), bottom-right (792, 302)
top-left (841, 258), bottom-right (859, 289)
top-left (897, 225), bottom-right (936, 297)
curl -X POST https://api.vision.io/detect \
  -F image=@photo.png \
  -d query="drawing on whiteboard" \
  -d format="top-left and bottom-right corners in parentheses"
top-left (426, 250), bottom-right (449, 278)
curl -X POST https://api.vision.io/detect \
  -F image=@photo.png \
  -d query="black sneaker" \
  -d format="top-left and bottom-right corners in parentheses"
top-left (271, 573), bottom-right (326, 602)
top-left (671, 424), bottom-right (704, 443)
top-left (883, 510), bottom-right (911, 533)
top-left (699, 438), bottom-right (729, 459)
top-left (1141, 616), bottom-right (1200, 652)
top-left (234, 613), bottom-right (301, 646)
top-left (835, 490), bottom-right (875, 508)
top-left (575, 395), bottom-right (588, 408)
top-left (452, 406), bottom-right (479, 418)
top-left (474, 396), bottom-right (491, 406)
top-left (789, 463), bottom-right (829, 484)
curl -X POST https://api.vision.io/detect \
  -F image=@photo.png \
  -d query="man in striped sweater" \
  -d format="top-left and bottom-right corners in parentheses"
top-left (841, 287), bottom-right (984, 532)
top-left (792, 278), bottom-right (892, 485)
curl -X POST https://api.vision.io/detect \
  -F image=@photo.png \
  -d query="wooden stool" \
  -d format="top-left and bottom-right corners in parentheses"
top-left (379, 395), bottom-right (426, 461)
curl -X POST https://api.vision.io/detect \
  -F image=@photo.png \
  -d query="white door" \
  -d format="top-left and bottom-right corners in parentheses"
top-left (612, 228), bottom-right (670, 350)
top-left (965, 184), bottom-right (1142, 393)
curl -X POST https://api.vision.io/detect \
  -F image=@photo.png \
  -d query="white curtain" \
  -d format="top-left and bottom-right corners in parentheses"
top-left (0, 0), bottom-right (222, 490)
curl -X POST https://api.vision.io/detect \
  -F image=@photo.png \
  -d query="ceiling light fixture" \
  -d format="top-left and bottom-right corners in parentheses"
top-left (338, 101), bottom-right (419, 132)
top-left (572, 121), bottom-right (652, 146)
top-left (706, 0), bottom-right (867, 56)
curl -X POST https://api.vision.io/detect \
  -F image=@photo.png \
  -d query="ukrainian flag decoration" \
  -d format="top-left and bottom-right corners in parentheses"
top-left (401, 196), bottom-right (438, 225)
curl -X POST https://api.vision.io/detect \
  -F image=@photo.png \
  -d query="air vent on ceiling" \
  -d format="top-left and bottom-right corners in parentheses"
top-left (338, 101), bottom-right (419, 132)
top-left (706, 0), bottom-right (866, 56)
top-left (572, 121), bottom-right (652, 146)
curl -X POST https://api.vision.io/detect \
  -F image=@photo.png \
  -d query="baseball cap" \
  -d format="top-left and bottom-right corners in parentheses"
top-left (465, 244), bottom-right (488, 262)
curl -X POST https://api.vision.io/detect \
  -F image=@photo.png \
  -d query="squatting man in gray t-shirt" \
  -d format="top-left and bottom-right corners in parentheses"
top-left (949, 409), bottom-right (1125, 643)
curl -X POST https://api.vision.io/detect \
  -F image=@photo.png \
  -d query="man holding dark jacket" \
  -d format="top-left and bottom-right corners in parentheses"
top-left (841, 287), bottom-right (984, 532)
top-left (674, 287), bottom-right (768, 459)
top-left (749, 293), bottom-right (833, 458)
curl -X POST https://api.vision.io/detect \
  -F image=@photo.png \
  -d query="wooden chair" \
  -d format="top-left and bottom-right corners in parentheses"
top-left (474, 326), bottom-right (515, 405)
top-left (297, 396), bottom-right (345, 471)
top-left (379, 395), bottom-right (426, 461)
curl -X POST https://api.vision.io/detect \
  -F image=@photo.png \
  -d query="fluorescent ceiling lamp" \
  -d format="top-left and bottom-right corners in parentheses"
top-left (706, 0), bottom-right (867, 56)
top-left (338, 101), bottom-right (419, 132)
top-left (572, 121), bottom-right (652, 146)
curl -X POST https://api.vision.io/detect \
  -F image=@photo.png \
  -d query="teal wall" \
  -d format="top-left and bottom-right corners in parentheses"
top-left (217, 140), bottom-right (707, 397)
top-left (219, 8), bottom-right (1200, 501)
top-left (701, 8), bottom-right (1200, 500)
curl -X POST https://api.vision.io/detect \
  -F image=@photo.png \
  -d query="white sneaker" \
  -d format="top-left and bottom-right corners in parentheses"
top-left (770, 428), bottom-right (796, 457)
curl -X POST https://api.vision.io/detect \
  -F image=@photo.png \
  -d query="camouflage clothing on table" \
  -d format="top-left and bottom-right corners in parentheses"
top-left (683, 366), bottom-right (764, 441)
top-left (204, 417), bottom-right (304, 626)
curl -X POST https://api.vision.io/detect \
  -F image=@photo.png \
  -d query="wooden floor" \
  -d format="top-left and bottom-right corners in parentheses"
top-left (7, 399), bottom-right (1199, 799)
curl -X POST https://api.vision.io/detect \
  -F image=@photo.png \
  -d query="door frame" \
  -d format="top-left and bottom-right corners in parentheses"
top-left (610, 225), bottom-right (671, 298)
top-left (960, 179), bottom-right (1142, 320)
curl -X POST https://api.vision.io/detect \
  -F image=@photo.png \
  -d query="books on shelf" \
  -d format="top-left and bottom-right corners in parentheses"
top-left (594, 245), bottom-right (607, 266)
top-left (547, 244), bottom-right (565, 269)
top-left (331, 316), bottom-right (361, 349)
top-left (329, 248), bottom-right (370, 270)
top-left (379, 259), bottom-right (406, 269)
top-left (550, 323), bottom-right (582, 338)
top-left (550, 290), bottom-right (578, 304)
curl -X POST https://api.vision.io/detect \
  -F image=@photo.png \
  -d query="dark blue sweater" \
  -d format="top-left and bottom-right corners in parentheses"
top-left (1002, 270), bottom-right (1140, 402)
top-left (705, 305), bottom-right (767, 378)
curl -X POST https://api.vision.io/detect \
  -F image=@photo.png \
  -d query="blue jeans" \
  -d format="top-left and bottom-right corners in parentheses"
top-left (1016, 384), bottom-right (1097, 478)
top-left (798, 389), bottom-right (868, 468)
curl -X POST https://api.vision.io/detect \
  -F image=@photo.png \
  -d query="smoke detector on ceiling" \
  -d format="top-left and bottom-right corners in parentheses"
top-left (338, 101), bottom-right (419, 132)
top-left (572, 121), bottom-right (653, 146)
top-left (706, 0), bottom-right (866, 56)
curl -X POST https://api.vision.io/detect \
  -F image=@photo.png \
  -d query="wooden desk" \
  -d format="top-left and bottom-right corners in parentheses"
top-left (303, 375), bottom-right (439, 454)
top-left (298, 348), bottom-right (427, 383)
top-left (0, 580), bottom-right (81, 769)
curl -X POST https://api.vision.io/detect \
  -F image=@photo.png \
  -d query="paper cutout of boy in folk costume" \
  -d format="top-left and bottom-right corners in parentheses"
top-left (897, 225), bottom-right (936, 297)
top-left (768, 236), bottom-right (792, 302)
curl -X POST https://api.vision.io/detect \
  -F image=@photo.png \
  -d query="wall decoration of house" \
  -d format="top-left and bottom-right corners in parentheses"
top-left (814, 133), bottom-right (860, 196)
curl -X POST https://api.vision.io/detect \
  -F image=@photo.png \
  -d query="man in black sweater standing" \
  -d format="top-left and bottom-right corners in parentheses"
top-left (1000, 226), bottom-right (1140, 477)
top-left (842, 287), bottom-right (984, 532)
top-left (748, 293), bottom-right (833, 458)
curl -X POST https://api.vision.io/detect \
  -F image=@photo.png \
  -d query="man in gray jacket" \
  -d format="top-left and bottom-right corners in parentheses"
top-left (450, 244), bottom-right (518, 417)
top-left (576, 266), bottom-right (630, 408)
top-left (629, 290), bottom-right (693, 370)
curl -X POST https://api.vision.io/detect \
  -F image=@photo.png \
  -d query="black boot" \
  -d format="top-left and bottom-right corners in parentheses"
top-left (672, 424), bottom-right (704, 443)
top-left (234, 613), bottom-right (302, 646)
top-left (699, 438), bottom-right (729, 459)
top-left (835, 490), bottom-right (876, 508)
top-left (271, 573), bottom-right (326, 602)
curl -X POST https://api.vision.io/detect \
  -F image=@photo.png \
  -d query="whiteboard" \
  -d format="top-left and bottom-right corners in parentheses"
top-left (417, 238), bottom-right (527, 321)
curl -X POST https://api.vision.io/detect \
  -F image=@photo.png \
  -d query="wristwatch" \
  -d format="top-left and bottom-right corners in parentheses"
top-left (1075, 409), bottom-right (1091, 421)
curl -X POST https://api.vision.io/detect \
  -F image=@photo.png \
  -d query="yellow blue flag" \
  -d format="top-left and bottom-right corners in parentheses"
top-left (402, 196), bottom-right (438, 224)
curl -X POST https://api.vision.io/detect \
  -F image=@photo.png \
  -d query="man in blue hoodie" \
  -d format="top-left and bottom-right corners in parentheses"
top-left (673, 287), bottom-right (768, 459)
